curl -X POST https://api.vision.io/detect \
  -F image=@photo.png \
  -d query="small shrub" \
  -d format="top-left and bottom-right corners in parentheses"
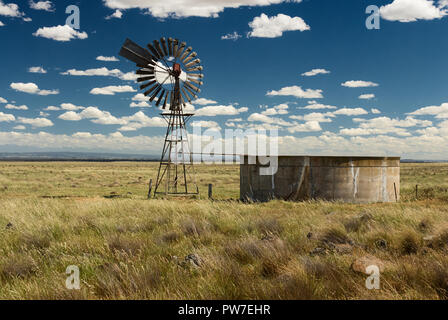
top-left (320, 228), bottom-right (351, 245)
top-left (0, 255), bottom-right (37, 279)
top-left (400, 232), bottom-right (420, 255)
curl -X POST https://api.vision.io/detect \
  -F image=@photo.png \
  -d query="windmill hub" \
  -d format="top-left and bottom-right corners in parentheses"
top-left (119, 37), bottom-right (204, 197)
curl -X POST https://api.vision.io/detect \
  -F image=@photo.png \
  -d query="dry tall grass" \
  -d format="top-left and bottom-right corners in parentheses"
top-left (0, 162), bottom-right (447, 300)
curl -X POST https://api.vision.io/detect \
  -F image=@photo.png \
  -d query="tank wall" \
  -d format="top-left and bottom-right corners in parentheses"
top-left (240, 156), bottom-right (400, 203)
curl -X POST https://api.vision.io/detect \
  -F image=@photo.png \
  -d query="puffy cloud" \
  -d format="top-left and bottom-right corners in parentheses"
top-left (342, 80), bottom-right (379, 88)
top-left (195, 105), bottom-right (248, 117)
top-left (301, 69), bottom-right (330, 77)
top-left (61, 67), bottom-right (138, 81)
top-left (267, 85), bottom-right (323, 99)
top-left (290, 112), bottom-right (335, 123)
top-left (409, 102), bottom-right (448, 119)
top-left (371, 108), bottom-right (381, 114)
top-left (192, 120), bottom-right (221, 130)
top-left (96, 56), bottom-right (119, 62)
top-left (192, 98), bottom-right (217, 105)
top-left (287, 121), bottom-right (322, 133)
top-left (33, 25), bottom-right (88, 42)
top-left (261, 103), bottom-right (289, 116)
top-left (18, 117), bottom-right (53, 127)
top-left (0, 112), bottom-right (15, 122)
top-left (28, 66), bottom-right (47, 74)
top-left (61, 103), bottom-right (84, 111)
top-left (58, 111), bottom-right (81, 121)
top-left (44, 106), bottom-right (59, 111)
top-left (130, 101), bottom-right (150, 108)
top-left (0, 21), bottom-right (4, 26)
top-left (106, 9), bottom-right (122, 19)
top-left (0, 96), bottom-right (7, 103)
top-left (5, 104), bottom-right (28, 110)
top-left (333, 108), bottom-right (369, 116)
top-left (340, 116), bottom-right (432, 136)
top-left (221, 32), bottom-right (242, 41)
top-left (10, 82), bottom-right (59, 95)
top-left (300, 103), bottom-right (337, 110)
top-left (29, 1), bottom-right (55, 12)
top-left (248, 13), bottom-right (310, 38)
top-left (90, 85), bottom-right (136, 95)
top-left (359, 94), bottom-right (375, 100)
top-left (380, 0), bottom-right (447, 23)
top-left (103, 0), bottom-right (303, 18)
top-left (13, 125), bottom-right (25, 130)
top-left (0, 1), bottom-right (23, 17)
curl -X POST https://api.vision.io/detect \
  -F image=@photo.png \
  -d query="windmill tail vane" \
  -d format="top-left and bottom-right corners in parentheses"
top-left (119, 37), bottom-right (204, 196)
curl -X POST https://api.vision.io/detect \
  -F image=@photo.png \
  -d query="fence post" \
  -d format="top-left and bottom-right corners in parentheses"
top-left (415, 184), bottom-right (418, 200)
top-left (208, 184), bottom-right (213, 200)
top-left (393, 182), bottom-right (398, 202)
top-left (147, 179), bottom-right (153, 199)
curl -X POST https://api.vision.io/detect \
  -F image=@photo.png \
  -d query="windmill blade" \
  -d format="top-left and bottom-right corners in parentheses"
top-left (183, 52), bottom-right (197, 64)
top-left (185, 59), bottom-right (201, 68)
top-left (147, 43), bottom-right (161, 60)
top-left (162, 91), bottom-right (169, 109)
top-left (175, 42), bottom-right (187, 58)
top-left (153, 40), bottom-right (165, 59)
top-left (144, 83), bottom-right (160, 96)
top-left (156, 89), bottom-right (166, 107)
top-left (173, 39), bottom-right (179, 57)
top-left (119, 38), bottom-right (154, 66)
top-left (136, 69), bottom-right (155, 75)
top-left (183, 85), bottom-right (198, 99)
top-left (140, 80), bottom-right (157, 90)
top-left (181, 88), bottom-right (192, 102)
top-left (160, 37), bottom-right (169, 56)
top-left (137, 76), bottom-right (155, 83)
top-left (168, 38), bottom-right (173, 56)
top-left (187, 73), bottom-right (204, 79)
top-left (187, 77), bottom-right (203, 86)
top-left (149, 85), bottom-right (163, 102)
top-left (180, 47), bottom-right (192, 61)
top-left (186, 66), bottom-right (203, 72)
top-left (185, 81), bottom-right (200, 92)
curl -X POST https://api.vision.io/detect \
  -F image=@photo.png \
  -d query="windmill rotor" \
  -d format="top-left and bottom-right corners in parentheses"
top-left (119, 38), bottom-right (204, 111)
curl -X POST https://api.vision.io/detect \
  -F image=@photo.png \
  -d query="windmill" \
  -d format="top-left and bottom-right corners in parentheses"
top-left (119, 37), bottom-right (204, 196)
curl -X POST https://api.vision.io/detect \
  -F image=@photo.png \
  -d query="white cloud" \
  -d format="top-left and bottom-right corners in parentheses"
top-left (301, 69), bottom-right (330, 77)
top-left (0, 97), bottom-right (7, 103)
top-left (192, 120), bottom-right (221, 130)
top-left (340, 116), bottom-right (432, 136)
top-left (261, 103), bottom-right (289, 116)
top-left (132, 93), bottom-right (148, 102)
top-left (0, 1), bottom-right (23, 17)
top-left (58, 111), bottom-right (81, 121)
top-left (103, 0), bottom-right (303, 18)
top-left (380, 0), bottom-right (447, 23)
top-left (130, 101), bottom-right (150, 108)
top-left (0, 112), bottom-right (15, 122)
top-left (29, 1), bottom-right (55, 12)
top-left (221, 31), bottom-right (242, 41)
top-left (96, 56), bottom-right (119, 62)
top-left (290, 112), bottom-right (335, 123)
top-left (342, 80), bottom-right (379, 88)
top-left (90, 85), bottom-right (136, 95)
top-left (44, 106), bottom-right (60, 111)
top-left (248, 13), bottom-right (310, 38)
top-left (192, 98), bottom-right (217, 105)
top-left (0, 21), bottom-right (4, 26)
top-left (10, 82), bottom-right (59, 95)
top-left (195, 105), bottom-right (248, 117)
top-left (409, 102), bottom-right (448, 119)
top-left (61, 103), bottom-right (84, 111)
top-left (61, 67), bottom-right (137, 81)
top-left (300, 103), bottom-right (337, 110)
top-left (287, 121), bottom-right (322, 133)
top-left (106, 9), bottom-right (122, 19)
top-left (5, 104), bottom-right (28, 110)
top-left (333, 108), bottom-right (369, 116)
top-left (359, 94), bottom-right (375, 100)
top-left (267, 85), bottom-right (323, 99)
top-left (13, 125), bottom-right (25, 130)
top-left (33, 25), bottom-right (88, 42)
top-left (28, 66), bottom-right (47, 74)
top-left (371, 108), bottom-right (381, 114)
top-left (18, 117), bottom-right (53, 127)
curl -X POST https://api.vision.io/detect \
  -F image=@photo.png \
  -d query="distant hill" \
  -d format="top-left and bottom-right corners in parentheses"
top-left (0, 152), bottom-right (159, 161)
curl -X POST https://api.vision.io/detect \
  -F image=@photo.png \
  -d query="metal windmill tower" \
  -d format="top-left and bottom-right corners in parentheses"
top-left (119, 37), bottom-right (204, 196)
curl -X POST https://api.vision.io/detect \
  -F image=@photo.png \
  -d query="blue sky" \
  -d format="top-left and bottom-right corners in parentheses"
top-left (0, 0), bottom-right (447, 159)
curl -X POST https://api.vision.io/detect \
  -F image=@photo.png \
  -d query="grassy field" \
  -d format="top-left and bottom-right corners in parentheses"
top-left (0, 161), bottom-right (448, 300)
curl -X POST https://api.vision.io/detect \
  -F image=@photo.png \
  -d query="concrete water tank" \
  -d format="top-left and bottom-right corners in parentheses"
top-left (240, 156), bottom-right (400, 203)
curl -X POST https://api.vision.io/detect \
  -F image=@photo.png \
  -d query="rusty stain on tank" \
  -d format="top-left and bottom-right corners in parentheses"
top-left (240, 156), bottom-right (400, 203)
